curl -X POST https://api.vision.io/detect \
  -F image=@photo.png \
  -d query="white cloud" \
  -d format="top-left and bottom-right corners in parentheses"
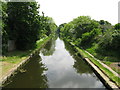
top-left (36, 0), bottom-right (119, 26)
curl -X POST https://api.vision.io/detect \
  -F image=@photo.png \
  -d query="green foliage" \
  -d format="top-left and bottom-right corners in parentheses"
top-left (1, 1), bottom-right (8, 55)
top-left (6, 1), bottom-right (57, 50)
top-left (7, 2), bottom-right (41, 50)
top-left (114, 23), bottom-right (120, 30)
top-left (72, 16), bottom-right (99, 39)
top-left (99, 20), bottom-right (111, 25)
top-left (60, 15), bottom-right (120, 63)
top-left (60, 16), bottom-right (101, 46)
top-left (111, 30), bottom-right (120, 50)
top-left (98, 29), bottom-right (120, 51)
top-left (1, 1), bottom-right (57, 55)
top-left (38, 14), bottom-right (57, 38)
top-left (81, 32), bottom-right (91, 45)
top-left (74, 38), bottom-right (81, 46)
top-left (44, 17), bottom-right (57, 36)
top-left (99, 20), bottom-right (112, 34)
top-left (57, 23), bottom-right (66, 35)
top-left (76, 47), bottom-right (120, 86)
top-left (98, 30), bottom-right (113, 50)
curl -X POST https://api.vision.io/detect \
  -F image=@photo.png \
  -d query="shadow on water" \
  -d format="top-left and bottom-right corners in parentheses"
top-left (4, 53), bottom-right (48, 88)
top-left (41, 37), bottom-right (57, 56)
top-left (4, 37), bottom-right (106, 88)
top-left (64, 41), bottom-right (93, 74)
top-left (40, 38), bottom-right (105, 88)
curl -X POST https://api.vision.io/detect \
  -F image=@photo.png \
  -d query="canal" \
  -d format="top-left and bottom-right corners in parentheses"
top-left (4, 37), bottom-right (106, 88)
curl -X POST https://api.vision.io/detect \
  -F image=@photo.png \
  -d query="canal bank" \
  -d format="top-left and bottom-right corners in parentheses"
top-left (66, 41), bottom-right (120, 89)
top-left (3, 38), bottom-right (106, 88)
top-left (1, 35), bottom-right (52, 87)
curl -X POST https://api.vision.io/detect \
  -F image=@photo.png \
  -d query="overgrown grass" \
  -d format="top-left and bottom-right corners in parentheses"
top-left (85, 43), bottom-right (120, 75)
top-left (1, 36), bottom-right (52, 78)
top-left (85, 43), bottom-right (120, 62)
top-left (102, 61), bottom-right (120, 75)
top-left (69, 41), bottom-right (120, 87)
top-left (2, 50), bottom-right (31, 63)
top-left (102, 61), bottom-right (112, 66)
top-left (112, 68), bottom-right (120, 75)
top-left (2, 36), bottom-right (51, 62)
top-left (76, 47), bottom-right (120, 87)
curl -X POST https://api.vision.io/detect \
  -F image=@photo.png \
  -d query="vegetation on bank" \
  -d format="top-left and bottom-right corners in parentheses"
top-left (59, 16), bottom-right (120, 87)
top-left (76, 46), bottom-right (120, 87)
top-left (1, 0), bottom-right (57, 55)
top-left (62, 38), bottom-right (120, 87)
top-left (1, 35), bottom-right (52, 79)
top-left (59, 16), bottom-right (120, 70)
top-left (1, 0), bottom-right (120, 88)
top-left (1, 0), bottom-right (57, 79)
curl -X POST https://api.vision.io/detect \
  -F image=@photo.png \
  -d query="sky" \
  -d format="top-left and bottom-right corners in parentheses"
top-left (36, 0), bottom-right (119, 26)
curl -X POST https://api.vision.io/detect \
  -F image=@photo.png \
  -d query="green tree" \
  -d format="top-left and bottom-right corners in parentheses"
top-left (99, 20), bottom-right (112, 34)
top-left (60, 16), bottom-right (101, 46)
top-left (39, 14), bottom-right (57, 38)
top-left (114, 23), bottom-right (120, 30)
top-left (111, 30), bottom-right (120, 51)
top-left (44, 17), bottom-right (57, 36)
top-left (7, 1), bottom-right (41, 50)
top-left (98, 30), bottom-right (113, 50)
top-left (1, 1), bottom-right (8, 55)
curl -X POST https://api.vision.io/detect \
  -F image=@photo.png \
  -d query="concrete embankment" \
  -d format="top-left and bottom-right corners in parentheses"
top-left (84, 58), bottom-right (118, 89)
top-left (69, 42), bottom-right (119, 90)
top-left (1, 36), bottom-right (51, 87)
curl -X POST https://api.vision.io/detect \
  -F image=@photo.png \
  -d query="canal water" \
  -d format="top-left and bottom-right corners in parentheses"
top-left (4, 37), bottom-right (106, 88)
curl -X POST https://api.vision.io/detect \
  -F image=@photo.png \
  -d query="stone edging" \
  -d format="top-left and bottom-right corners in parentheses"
top-left (84, 57), bottom-right (118, 89)
top-left (69, 42), bottom-right (119, 90)
top-left (1, 56), bottom-right (31, 86)
top-left (0, 37), bottom-right (50, 87)
top-left (84, 50), bottom-right (120, 78)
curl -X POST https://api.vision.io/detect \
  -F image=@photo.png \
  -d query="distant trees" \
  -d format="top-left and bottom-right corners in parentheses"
top-left (99, 20), bottom-right (112, 34)
top-left (60, 16), bottom-right (120, 54)
top-left (99, 23), bottom-right (120, 51)
top-left (43, 17), bottom-right (57, 36)
top-left (111, 30), bottom-right (120, 50)
top-left (60, 16), bottom-right (101, 46)
top-left (39, 13), bottom-right (57, 38)
top-left (114, 23), bottom-right (120, 30)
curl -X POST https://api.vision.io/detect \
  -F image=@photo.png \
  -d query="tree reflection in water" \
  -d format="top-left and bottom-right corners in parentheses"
top-left (4, 53), bottom-right (48, 88)
top-left (41, 36), bottom-right (57, 56)
top-left (64, 41), bottom-right (93, 74)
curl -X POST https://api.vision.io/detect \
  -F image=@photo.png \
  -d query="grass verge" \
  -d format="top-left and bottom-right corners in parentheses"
top-left (1, 36), bottom-right (52, 79)
top-left (85, 43), bottom-right (120, 76)
top-left (70, 42), bottom-right (120, 87)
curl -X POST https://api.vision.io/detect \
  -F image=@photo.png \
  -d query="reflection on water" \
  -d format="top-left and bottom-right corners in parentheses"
top-left (4, 54), bottom-right (48, 88)
top-left (41, 37), bottom-right (56, 56)
top-left (64, 41), bottom-right (93, 74)
top-left (4, 37), bottom-right (106, 88)
top-left (40, 38), bottom-right (105, 88)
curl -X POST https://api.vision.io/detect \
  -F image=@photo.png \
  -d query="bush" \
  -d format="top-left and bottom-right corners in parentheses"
top-left (111, 30), bottom-right (120, 51)
top-left (98, 30), bottom-right (113, 50)
top-left (81, 32), bottom-right (91, 45)
top-left (114, 23), bottom-right (120, 30)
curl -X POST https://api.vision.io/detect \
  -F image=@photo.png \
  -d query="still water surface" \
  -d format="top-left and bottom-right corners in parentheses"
top-left (5, 38), bottom-right (105, 88)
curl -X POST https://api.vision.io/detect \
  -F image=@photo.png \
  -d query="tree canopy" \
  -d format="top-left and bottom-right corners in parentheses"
top-left (60, 16), bottom-right (120, 55)
top-left (2, 1), bottom-right (57, 55)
